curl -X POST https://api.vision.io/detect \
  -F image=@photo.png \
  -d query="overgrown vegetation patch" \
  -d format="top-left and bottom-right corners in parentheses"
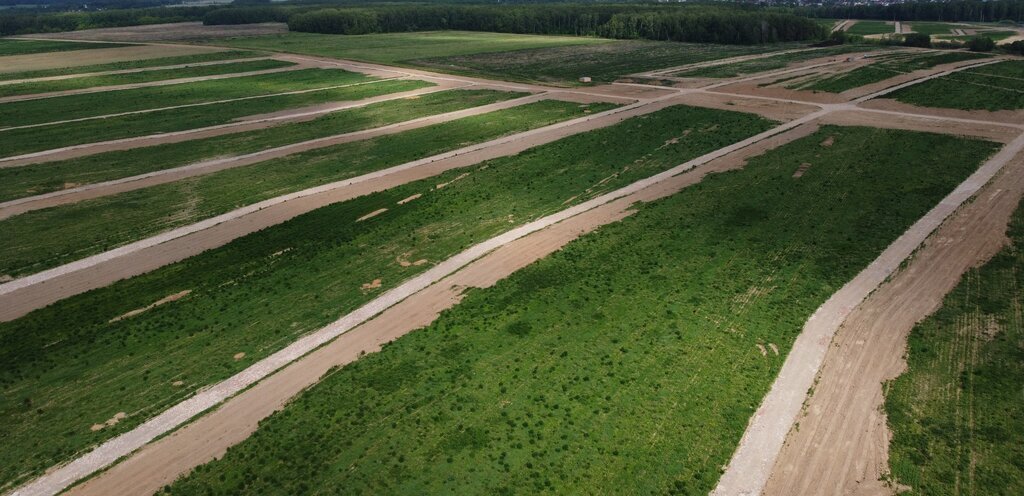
top-left (885, 199), bottom-right (1024, 495)
top-left (157, 126), bottom-right (996, 495)
top-left (887, 60), bottom-right (1024, 111)
top-left (0, 105), bottom-right (775, 490)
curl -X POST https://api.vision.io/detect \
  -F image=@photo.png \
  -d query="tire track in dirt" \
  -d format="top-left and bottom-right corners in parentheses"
top-left (712, 131), bottom-right (1024, 496)
top-left (11, 113), bottom-right (822, 496)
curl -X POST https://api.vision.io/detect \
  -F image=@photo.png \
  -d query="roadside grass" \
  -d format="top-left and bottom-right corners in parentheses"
top-left (887, 60), bottom-right (1024, 111)
top-left (0, 50), bottom-right (259, 81)
top-left (0, 39), bottom-right (127, 56)
top-left (0, 78), bottom-right (431, 159)
top-left (213, 31), bottom-right (611, 65)
top-left (670, 45), bottom-right (874, 79)
top-left (157, 126), bottom-right (997, 495)
top-left (410, 41), bottom-right (790, 85)
top-left (846, 20), bottom-right (895, 36)
top-left (0, 68), bottom-right (373, 128)
top-left (0, 59), bottom-right (296, 98)
top-left (791, 51), bottom-right (990, 93)
top-left (0, 89), bottom-right (525, 203)
top-left (0, 100), bottom-right (612, 278)
top-left (0, 105), bottom-right (776, 491)
top-left (885, 199), bottom-right (1024, 495)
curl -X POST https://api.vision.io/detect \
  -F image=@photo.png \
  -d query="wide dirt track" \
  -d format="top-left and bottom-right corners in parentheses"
top-left (5, 24), bottom-right (1024, 496)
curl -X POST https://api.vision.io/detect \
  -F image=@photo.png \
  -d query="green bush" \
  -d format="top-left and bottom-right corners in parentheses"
top-left (967, 36), bottom-right (996, 52)
top-left (903, 33), bottom-right (932, 48)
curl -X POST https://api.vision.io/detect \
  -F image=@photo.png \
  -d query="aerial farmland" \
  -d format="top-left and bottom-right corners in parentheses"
top-left (1, 2), bottom-right (1022, 495)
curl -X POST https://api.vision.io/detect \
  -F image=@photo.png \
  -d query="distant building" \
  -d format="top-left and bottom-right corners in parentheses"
top-left (579, 76), bottom-right (592, 83)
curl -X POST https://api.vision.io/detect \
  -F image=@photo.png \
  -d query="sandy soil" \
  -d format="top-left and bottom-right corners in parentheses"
top-left (0, 83), bottom-right (467, 168)
top-left (763, 139), bottom-right (1024, 496)
top-left (671, 91), bottom-right (821, 122)
top-left (821, 109), bottom-right (1022, 143)
top-left (0, 44), bottom-right (224, 73)
top-left (0, 60), bottom-right (302, 104)
top-left (60, 120), bottom-right (821, 496)
top-left (860, 98), bottom-right (1024, 125)
top-left (13, 22), bottom-right (288, 43)
top-left (0, 91), bottom-right (547, 218)
top-left (0, 93), bottom-right (689, 322)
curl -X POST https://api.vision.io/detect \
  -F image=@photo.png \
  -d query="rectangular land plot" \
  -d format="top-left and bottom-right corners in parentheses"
top-left (0, 77), bottom-right (432, 159)
top-left (886, 60), bottom-right (1024, 111)
top-left (670, 45), bottom-right (873, 79)
top-left (0, 44), bottom-right (230, 74)
top-left (156, 126), bottom-right (998, 495)
top-left (0, 105), bottom-right (777, 491)
top-left (790, 51), bottom-right (989, 93)
top-left (0, 39), bottom-right (127, 56)
top-left (0, 100), bottom-right (611, 278)
top-left (0, 50), bottom-right (260, 82)
top-left (0, 59), bottom-right (297, 98)
top-left (0, 89), bottom-right (526, 203)
top-left (0, 68), bottom-right (373, 128)
top-left (846, 20), bottom-right (895, 36)
top-left (885, 199), bottom-right (1024, 494)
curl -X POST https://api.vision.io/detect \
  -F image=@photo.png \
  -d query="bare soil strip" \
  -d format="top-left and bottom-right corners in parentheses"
top-left (0, 57), bottom-right (270, 86)
top-left (712, 131), bottom-right (1024, 496)
top-left (764, 141), bottom-right (1024, 496)
top-left (0, 61), bottom-right (305, 103)
top-left (821, 109), bottom-right (1022, 142)
top-left (0, 94), bottom-right (694, 321)
top-left (632, 47), bottom-right (825, 78)
top-left (0, 78), bottom-right (396, 132)
top-left (860, 97), bottom-right (1024, 125)
top-left (12, 109), bottom-right (823, 496)
top-left (0, 93), bottom-right (551, 218)
top-left (0, 83), bottom-right (468, 168)
top-left (0, 45), bottom-right (224, 73)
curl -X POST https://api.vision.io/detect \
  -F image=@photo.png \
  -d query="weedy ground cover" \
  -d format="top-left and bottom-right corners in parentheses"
top-left (0, 50), bottom-right (259, 81)
top-left (412, 41), bottom-right (789, 85)
top-left (0, 104), bottom-right (775, 491)
top-left (0, 89), bottom-right (524, 203)
top-left (846, 20), bottom-right (895, 36)
top-left (885, 199), bottom-right (1024, 495)
top-left (157, 126), bottom-right (997, 495)
top-left (791, 51), bottom-right (989, 93)
top-left (905, 22), bottom-right (960, 35)
top-left (0, 68), bottom-right (373, 127)
top-left (887, 60), bottom-right (1024, 111)
top-left (0, 100), bottom-right (611, 278)
top-left (671, 45), bottom-right (875, 79)
top-left (0, 78), bottom-right (430, 159)
top-left (0, 59), bottom-right (296, 98)
top-left (0, 39), bottom-right (127, 56)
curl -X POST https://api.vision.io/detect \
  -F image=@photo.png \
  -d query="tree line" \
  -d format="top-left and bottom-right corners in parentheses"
top-left (0, 7), bottom-right (211, 36)
top-left (795, 0), bottom-right (1024, 23)
top-left (279, 5), bottom-right (826, 44)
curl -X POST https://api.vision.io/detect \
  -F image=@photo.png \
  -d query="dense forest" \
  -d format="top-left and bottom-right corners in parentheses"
top-left (281, 5), bottom-right (826, 44)
top-left (796, 0), bottom-right (1024, 23)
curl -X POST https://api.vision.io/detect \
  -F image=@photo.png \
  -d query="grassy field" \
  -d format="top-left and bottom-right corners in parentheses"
top-left (0, 78), bottom-right (430, 159)
top-left (0, 105), bottom-right (776, 491)
top-left (846, 20), bottom-right (895, 36)
top-left (791, 51), bottom-right (989, 93)
top-left (411, 41), bottom-right (788, 85)
top-left (906, 22), bottom-right (960, 35)
top-left (0, 100), bottom-right (610, 278)
top-left (157, 126), bottom-right (997, 495)
top-left (0, 89), bottom-right (525, 203)
top-left (887, 60), bottom-right (1024, 111)
top-left (670, 45), bottom-right (873, 79)
top-left (0, 39), bottom-right (126, 56)
top-left (885, 200), bottom-right (1024, 495)
top-left (0, 50), bottom-right (259, 81)
top-left (0, 59), bottom-right (296, 98)
top-left (0, 68), bottom-right (373, 127)
top-left (216, 31), bottom-right (610, 65)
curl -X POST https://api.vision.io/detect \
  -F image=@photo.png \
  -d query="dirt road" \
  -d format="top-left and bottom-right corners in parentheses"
top-left (713, 131), bottom-right (1024, 496)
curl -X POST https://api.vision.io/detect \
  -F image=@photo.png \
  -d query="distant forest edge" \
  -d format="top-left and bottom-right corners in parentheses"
top-left (275, 5), bottom-right (823, 44)
top-left (1, 1), bottom-right (1023, 39)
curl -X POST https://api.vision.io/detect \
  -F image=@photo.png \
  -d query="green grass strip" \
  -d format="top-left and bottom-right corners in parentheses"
top-left (0, 89), bottom-right (524, 203)
top-left (888, 60), bottom-right (1024, 111)
top-left (157, 126), bottom-right (997, 495)
top-left (885, 199), bottom-right (1024, 495)
top-left (0, 68), bottom-right (375, 128)
top-left (0, 39), bottom-right (127, 56)
top-left (0, 99), bottom-right (610, 278)
top-left (0, 50), bottom-right (260, 82)
top-left (0, 104), bottom-right (774, 491)
top-left (0, 59), bottom-right (297, 98)
top-left (0, 78), bottom-right (431, 159)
